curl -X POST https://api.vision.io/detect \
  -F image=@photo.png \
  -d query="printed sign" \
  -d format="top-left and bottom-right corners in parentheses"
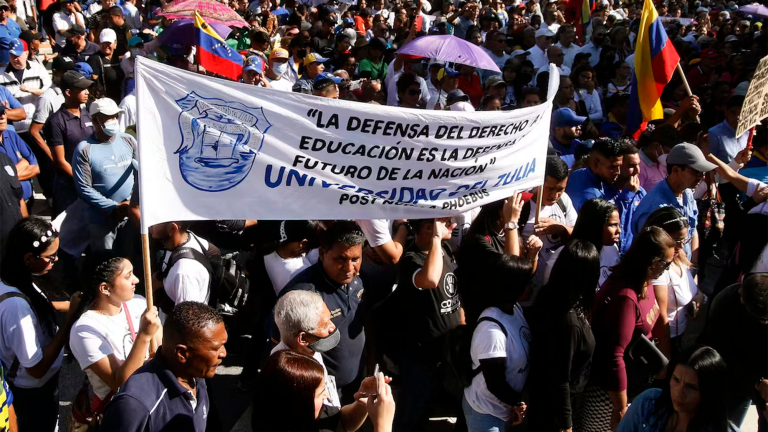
top-left (135, 57), bottom-right (558, 232)
top-left (737, 54), bottom-right (768, 138)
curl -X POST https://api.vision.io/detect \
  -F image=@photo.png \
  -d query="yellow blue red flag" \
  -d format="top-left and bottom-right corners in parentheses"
top-left (194, 11), bottom-right (243, 81)
top-left (627, 0), bottom-right (680, 137)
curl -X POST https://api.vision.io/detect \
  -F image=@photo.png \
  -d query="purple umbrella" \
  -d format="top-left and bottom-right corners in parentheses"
top-left (737, 3), bottom-right (768, 17)
top-left (396, 35), bottom-right (501, 72)
top-left (158, 18), bottom-right (233, 47)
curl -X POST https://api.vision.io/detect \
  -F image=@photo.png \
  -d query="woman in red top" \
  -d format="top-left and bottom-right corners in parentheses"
top-left (576, 226), bottom-right (676, 432)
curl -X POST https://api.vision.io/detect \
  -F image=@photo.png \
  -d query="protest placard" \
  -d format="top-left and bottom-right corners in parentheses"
top-left (136, 57), bottom-right (557, 233)
top-left (737, 54), bottom-right (768, 138)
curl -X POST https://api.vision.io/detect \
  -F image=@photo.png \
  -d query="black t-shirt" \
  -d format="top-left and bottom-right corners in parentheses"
top-left (61, 41), bottom-right (101, 63)
top-left (398, 242), bottom-right (461, 348)
top-left (457, 228), bottom-right (505, 322)
top-left (528, 308), bottom-right (596, 430)
top-left (88, 52), bottom-right (125, 102)
top-left (108, 22), bottom-right (133, 58)
top-left (0, 152), bottom-right (22, 267)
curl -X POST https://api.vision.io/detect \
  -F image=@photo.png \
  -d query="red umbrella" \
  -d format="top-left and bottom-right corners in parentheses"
top-left (159, 0), bottom-right (249, 27)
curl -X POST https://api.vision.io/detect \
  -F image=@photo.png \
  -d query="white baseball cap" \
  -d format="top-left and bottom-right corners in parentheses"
top-left (89, 98), bottom-right (124, 116)
top-left (99, 28), bottom-right (117, 44)
top-left (535, 27), bottom-right (556, 38)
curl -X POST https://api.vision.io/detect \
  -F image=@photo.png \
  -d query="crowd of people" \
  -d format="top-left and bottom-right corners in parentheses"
top-left (0, 0), bottom-right (764, 430)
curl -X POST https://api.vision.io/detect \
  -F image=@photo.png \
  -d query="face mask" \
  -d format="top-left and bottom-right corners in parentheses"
top-left (271, 62), bottom-right (288, 76)
top-left (101, 119), bottom-right (120, 136)
top-left (307, 328), bottom-right (340, 353)
top-left (296, 49), bottom-right (307, 59)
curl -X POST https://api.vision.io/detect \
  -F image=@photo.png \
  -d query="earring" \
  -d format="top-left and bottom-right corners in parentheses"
top-left (105, 291), bottom-right (111, 296)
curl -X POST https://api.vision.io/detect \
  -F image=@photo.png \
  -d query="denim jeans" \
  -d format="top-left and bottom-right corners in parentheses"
top-left (462, 395), bottom-right (506, 432)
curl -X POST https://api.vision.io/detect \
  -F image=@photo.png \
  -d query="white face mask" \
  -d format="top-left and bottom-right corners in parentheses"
top-left (271, 62), bottom-right (288, 76)
top-left (101, 119), bottom-right (120, 136)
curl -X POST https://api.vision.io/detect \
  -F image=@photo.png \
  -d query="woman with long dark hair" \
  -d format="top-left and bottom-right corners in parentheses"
top-left (459, 193), bottom-right (542, 322)
top-left (616, 346), bottom-right (739, 432)
top-left (253, 350), bottom-right (395, 432)
top-left (570, 198), bottom-right (621, 288)
top-left (577, 226), bottom-right (676, 432)
top-left (69, 252), bottom-right (162, 411)
top-left (644, 208), bottom-right (704, 359)
top-left (0, 217), bottom-right (82, 431)
top-left (462, 254), bottom-right (535, 432)
top-left (527, 239), bottom-right (601, 432)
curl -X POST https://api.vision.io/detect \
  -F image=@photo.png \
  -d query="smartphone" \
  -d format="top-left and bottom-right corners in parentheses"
top-left (520, 191), bottom-right (534, 202)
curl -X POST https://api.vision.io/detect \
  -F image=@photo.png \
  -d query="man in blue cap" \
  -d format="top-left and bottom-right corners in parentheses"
top-left (292, 52), bottom-right (328, 94)
top-left (242, 55), bottom-right (267, 87)
top-left (550, 107), bottom-right (586, 169)
top-left (0, 38), bottom-right (50, 158)
top-left (0, 104), bottom-right (37, 205)
top-left (312, 71), bottom-right (343, 99)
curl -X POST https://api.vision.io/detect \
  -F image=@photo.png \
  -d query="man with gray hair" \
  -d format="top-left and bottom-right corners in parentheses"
top-left (273, 290), bottom-right (341, 406)
top-left (271, 220), bottom-right (367, 397)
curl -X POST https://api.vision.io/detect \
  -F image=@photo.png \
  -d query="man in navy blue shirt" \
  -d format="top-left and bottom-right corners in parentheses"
top-left (274, 220), bottom-right (367, 397)
top-left (632, 143), bottom-right (716, 261)
top-left (0, 105), bottom-right (37, 203)
top-left (565, 137), bottom-right (624, 212)
top-left (101, 302), bottom-right (227, 432)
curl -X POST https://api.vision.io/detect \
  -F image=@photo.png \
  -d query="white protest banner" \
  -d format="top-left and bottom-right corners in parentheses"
top-left (136, 57), bottom-right (557, 233)
top-left (736, 53), bottom-right (768, 138)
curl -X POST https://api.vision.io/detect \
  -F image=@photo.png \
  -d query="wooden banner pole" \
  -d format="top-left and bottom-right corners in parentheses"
top-left (676, 62), bottom-right (700, 123)
top-left (141, 233), bottom-right (157, 354)
top-left (535, 184), bottom-right (544, 224)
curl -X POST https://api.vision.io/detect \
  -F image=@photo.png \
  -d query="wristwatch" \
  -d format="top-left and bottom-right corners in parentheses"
top-left (504, 221), bottom-right (519, 231)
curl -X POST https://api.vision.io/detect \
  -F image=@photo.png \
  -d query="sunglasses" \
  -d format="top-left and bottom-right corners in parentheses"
top-left (37, 251), bottom-right (58, 263)
top-left (407, 89), bottom-right (420, 96)
top-left (0, 7), bottom-right (9, 11)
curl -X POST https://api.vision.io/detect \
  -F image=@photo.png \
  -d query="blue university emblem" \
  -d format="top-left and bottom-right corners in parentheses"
top-left (175, 92), bottom-right (272, 192)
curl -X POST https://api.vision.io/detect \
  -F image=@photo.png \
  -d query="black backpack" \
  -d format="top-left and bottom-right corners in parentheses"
top-left (163, 235), bottom-right (250, 318)
top-left (444, 316), bottom-right (508, 398)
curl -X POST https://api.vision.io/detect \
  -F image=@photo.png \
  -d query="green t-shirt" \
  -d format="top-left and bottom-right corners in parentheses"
top-left (358, 59), bottom-right (387, 81)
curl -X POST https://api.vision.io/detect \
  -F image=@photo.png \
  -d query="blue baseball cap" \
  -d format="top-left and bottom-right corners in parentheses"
top-left (552, 108), bottom-right (587, 128)
top-left (313, 71), bottom-right (343, 85)
top-left (243, 56), bottom-right (265, 74)
top-left (343, 17), bottom-right (355, 26)
top-left (8, 38), bottom-right (24, 57)
top-left (74, 62), bottom-right (94, 77)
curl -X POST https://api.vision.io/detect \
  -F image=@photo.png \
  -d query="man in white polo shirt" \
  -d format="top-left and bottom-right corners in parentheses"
top-left (526, 26), bottom-right (555, 74)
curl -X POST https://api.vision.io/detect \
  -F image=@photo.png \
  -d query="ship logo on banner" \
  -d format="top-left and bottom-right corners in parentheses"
top-left (175, 92), bottom-right (273, 192)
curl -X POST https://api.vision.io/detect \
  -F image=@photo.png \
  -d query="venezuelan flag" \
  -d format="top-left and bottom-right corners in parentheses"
top-left (195, 11), bottom-right (243, 81)
top-left (565, 0), bottom-right (593, 39)
top-left (627, 0), bottom-right (680, 137)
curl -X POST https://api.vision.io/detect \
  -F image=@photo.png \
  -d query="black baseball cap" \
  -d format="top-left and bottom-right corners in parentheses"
top-left (64, 24), bottom-right (86, 37)
top-left (52, 56), bottom-right (75, 71)
top-left (19, 30), bottom-right (42, 47)
top-left (61, 70), bottom-right (94, 91)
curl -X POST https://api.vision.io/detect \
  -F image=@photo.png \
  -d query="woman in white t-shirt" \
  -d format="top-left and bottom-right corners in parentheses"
top-left (570, 198), bottom-right (621, 289)
top-left (463, 254), bottom-right (535, 432)
top-left (644, 207), bottom-right (704, 357)
top-left (263, 220), bottom-right (322, 295)
top-left (70, 253), bottom-right (162, 410)
top-left (0, 218), bottom-right (82, 431)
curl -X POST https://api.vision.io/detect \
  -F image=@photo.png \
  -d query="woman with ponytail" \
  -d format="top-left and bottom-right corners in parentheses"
top-left (69, 251), bottom-right (162, 412)
top-left (0, 217), bottom-right (83, 431)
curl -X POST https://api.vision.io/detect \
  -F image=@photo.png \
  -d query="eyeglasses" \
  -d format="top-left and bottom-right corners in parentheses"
top-left (37, 251), bottom-right (58, 263)
top-left (676, 236), bottom-right (692, 247)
